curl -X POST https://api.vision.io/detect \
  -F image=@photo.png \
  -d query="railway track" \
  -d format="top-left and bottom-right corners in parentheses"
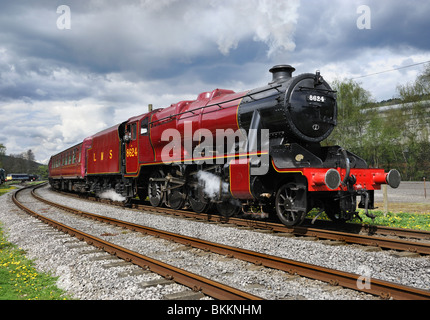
top-left (58, 189), bottom-right (430, 255)
top-left (306, 219), bottom-right (430, 241)
top-left (124, 201), bottom-right (430, 255)
top-left (14, 183), bottom-right (430, 300)
top-left (12, 184), bottom-right (262, 300)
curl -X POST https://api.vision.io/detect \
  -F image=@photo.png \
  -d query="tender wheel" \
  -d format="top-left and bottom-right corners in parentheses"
top-left (148, 171), bottom-right (164, 207)
top-left (275, 183), bottom-right (307, 226)
top-left (216, 199), bottom-right (241, 217)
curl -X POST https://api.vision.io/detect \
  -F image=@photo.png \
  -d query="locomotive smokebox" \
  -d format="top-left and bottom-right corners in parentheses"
top-left (239, 64), bottom-right (337, 143)
top-left (269, 65), bottom-right (295, 83)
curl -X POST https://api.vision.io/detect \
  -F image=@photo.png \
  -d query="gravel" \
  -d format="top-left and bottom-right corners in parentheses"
top-left (1, 185), bottom-right (429, 300)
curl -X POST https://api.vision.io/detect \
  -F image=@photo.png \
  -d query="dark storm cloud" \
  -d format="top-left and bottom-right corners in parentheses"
top-left (0, 0), bottom-right (429, 162)
top-left (0, 0), bottom-right (304, 162)
top-left (293, 0), bottom-right (430, 66)
top-left (1, 0), bottom-right (428, 90)
top-left (364, 2), bottom-right (430, 50)
top-left (1, 0), bottom-right (301, 87)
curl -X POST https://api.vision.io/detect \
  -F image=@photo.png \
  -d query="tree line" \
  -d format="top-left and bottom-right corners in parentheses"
top-left (325, 64), bottom-right (430, 181)
top-left (0, 145), bottom-right (48, 179)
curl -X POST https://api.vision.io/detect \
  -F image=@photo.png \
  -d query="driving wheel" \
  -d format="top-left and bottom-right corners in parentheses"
top-left (148, 171), bottom-right (164, 207)
top-left (188, 184), bottom-right (211, 213)
top-left (275, 182), bottom-right (307, 226)
top-left (167, 187), bottom-right (186, 210)
top-left (216, 199), bottom-right (241, 217)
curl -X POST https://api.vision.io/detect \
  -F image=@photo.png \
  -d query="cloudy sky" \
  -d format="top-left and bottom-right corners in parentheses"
top-left (1, 0), bottom-right (429, 163)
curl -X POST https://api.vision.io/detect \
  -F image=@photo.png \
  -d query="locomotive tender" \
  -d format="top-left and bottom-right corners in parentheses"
top-left (48, 65), bottom-right (400, 226)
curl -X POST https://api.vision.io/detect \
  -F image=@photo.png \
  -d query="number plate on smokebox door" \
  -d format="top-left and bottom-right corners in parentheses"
top-left (307, 95), bottom-right (326, 103)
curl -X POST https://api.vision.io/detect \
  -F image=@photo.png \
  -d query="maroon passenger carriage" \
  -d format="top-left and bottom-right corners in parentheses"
top-left (49, 65), bottom-right (401, 226)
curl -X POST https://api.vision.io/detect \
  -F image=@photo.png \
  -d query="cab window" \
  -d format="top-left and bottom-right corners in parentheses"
top-left (131, 123), bottom-right (137, 140)
top-left (141, 118), bottom-right (149, 135)
top-left (126, 123), bottom-right (137, 141)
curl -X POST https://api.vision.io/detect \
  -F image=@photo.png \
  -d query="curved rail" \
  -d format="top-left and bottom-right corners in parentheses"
top-left (12, 184), bottom-right (262, 300)
top-left (30, 184), bottom-right (430, 300)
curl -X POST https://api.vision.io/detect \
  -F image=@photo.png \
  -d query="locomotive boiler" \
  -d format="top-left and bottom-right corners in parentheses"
top-left (49, 65), bottom-right (401, 226)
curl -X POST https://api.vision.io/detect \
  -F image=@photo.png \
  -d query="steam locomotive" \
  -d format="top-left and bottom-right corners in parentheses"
top-left (48, 65), bottom-right (400, 226)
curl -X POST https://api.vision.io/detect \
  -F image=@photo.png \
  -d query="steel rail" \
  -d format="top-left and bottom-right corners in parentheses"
top-left (13, 185), bottom-right (262, 300)
top-left (57, 189), bottom-right (430, 242)
top-left (33, 185), bottom-right (430, 300)
top-left (136, 204), bottom-right (430, 255)
top-left (358, 223), bottom-right (430, 240)
top-left (306, 218), bottom-right (430, 241)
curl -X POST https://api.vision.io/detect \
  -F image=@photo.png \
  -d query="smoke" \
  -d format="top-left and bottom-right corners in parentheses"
top-left (98, 189), bottom-right (126, 202)
top-left (196, 171), bottom-right (229, 199)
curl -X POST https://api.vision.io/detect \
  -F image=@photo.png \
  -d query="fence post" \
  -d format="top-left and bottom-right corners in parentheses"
top-left (424, 177), bottom-right (427, 199)
top-left (383, 184), bottom-right (388, 216)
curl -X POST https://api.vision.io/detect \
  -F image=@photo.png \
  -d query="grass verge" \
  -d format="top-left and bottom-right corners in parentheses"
top-left (0, 223), bottom-right (70, 300)
top-left (354, 210), bottom-right (430, 231)
top-left (309, 209), bottom-right (430, 231)
top-left (0, 184), bottom-right (16, 197)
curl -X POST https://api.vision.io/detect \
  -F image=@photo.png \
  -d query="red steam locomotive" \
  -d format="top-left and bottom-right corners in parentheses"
top-left (49, 65), bottom-right (400, 226)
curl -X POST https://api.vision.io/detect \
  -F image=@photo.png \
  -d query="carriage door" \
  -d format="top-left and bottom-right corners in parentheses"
top-left (125, 122), bottom-right (139, 174)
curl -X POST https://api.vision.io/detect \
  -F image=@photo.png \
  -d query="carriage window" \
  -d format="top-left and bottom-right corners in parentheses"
top-left (141, 118), bottom-right (148, 135)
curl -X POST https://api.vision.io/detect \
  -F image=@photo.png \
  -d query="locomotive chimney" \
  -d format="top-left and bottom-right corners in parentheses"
top-left (269, 65), bottom-right (295, 83)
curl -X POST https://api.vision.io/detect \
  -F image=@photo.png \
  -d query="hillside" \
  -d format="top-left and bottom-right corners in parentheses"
top-left (0, 154), bottom-right (48, 179)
